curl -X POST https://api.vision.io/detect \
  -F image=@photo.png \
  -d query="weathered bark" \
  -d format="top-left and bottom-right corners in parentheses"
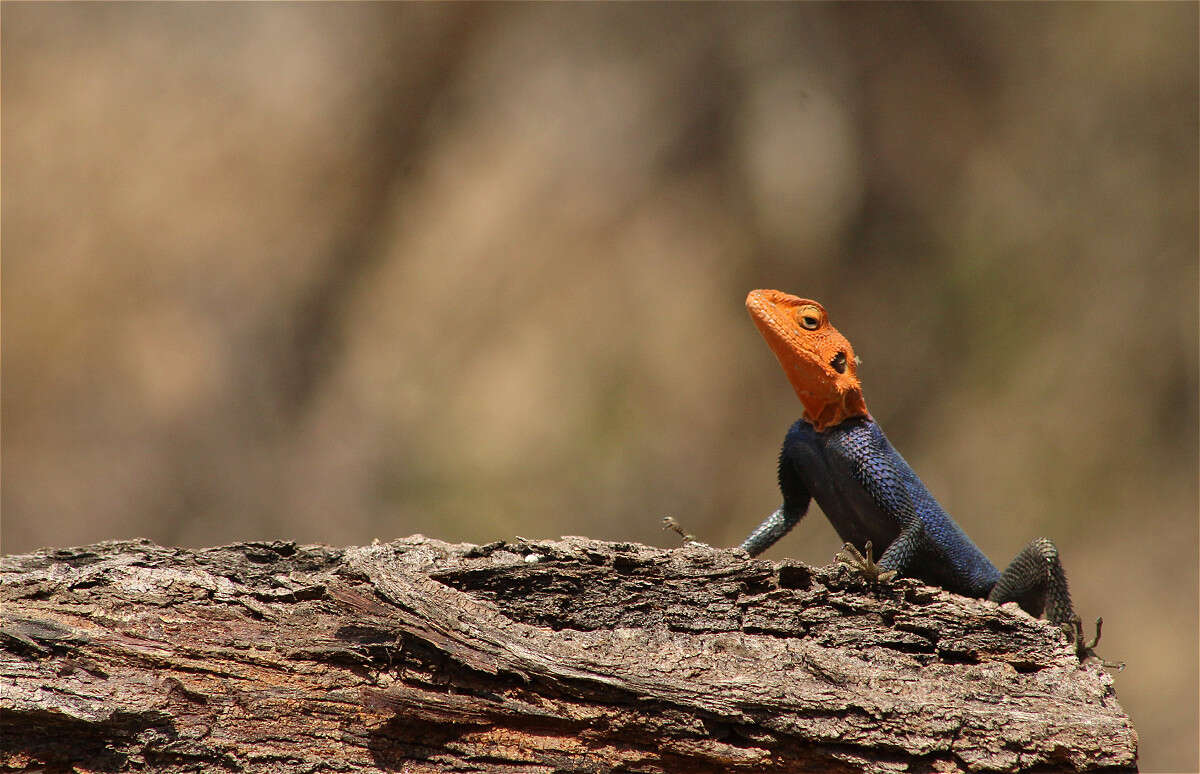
top-left (0, 536), bottom-right (1136, 773)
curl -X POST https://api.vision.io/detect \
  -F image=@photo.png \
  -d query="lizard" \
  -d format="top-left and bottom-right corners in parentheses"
top-left (728, 288), bottom-right (1110, 663)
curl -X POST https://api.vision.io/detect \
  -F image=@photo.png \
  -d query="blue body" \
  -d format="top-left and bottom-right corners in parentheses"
top-left (755, 417), bottom-right (1002, 598)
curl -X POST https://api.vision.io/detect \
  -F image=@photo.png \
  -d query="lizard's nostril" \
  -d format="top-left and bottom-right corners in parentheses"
top-left (830, 351), bottom-right (847, 374)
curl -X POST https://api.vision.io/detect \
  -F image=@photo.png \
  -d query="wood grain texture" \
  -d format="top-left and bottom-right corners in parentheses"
top-left (0, 537), bottom-right (1136, 773)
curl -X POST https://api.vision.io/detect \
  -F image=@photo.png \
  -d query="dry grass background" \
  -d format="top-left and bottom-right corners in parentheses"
top-left (3, 4), bottom-right (1196, 770)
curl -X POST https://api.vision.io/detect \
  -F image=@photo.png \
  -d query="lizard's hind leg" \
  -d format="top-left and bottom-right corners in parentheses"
top-left (988, 538), bottom-right (1117, 665)
top-left (987, 537), bottom-right (1074, 624)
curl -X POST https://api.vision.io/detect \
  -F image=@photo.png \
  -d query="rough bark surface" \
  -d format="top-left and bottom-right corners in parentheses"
top-left (0, 536), bottom-right (1136, 773)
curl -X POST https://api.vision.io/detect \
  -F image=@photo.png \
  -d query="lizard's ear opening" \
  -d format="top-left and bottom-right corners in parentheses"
top-left (830, 351), bottom-right (847, 374)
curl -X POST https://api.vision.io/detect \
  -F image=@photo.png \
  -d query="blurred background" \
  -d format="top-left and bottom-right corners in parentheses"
top-left (3, 4), bottom-right (1196, 770)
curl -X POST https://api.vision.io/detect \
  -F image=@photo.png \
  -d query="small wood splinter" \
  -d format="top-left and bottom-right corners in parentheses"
top-left (661, 516), bottom-right (697, 544)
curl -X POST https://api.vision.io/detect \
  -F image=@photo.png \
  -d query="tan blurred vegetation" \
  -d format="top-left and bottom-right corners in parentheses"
top-left (3, 4), bottom-right (1196, 770)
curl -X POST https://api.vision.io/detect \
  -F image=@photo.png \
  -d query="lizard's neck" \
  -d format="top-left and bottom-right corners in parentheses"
top-left (792, 378), bottom-right (869, 433)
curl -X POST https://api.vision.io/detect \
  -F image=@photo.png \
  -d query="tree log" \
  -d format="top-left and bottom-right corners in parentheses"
top-left (0, 537), bottom-right (1136, 773)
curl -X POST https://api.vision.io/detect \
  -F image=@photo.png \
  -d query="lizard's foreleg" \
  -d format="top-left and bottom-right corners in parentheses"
top-left (739, 505), bottom-right (806, 557)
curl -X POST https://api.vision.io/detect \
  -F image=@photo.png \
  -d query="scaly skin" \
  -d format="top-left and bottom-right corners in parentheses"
top-left (739, 289), bottom-right (1111, 663)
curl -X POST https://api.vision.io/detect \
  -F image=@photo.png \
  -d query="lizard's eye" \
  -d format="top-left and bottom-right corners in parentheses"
top-left (796, 304), bottom-right (822, 331)
top-left (830, 351), bottom-right (847, 374)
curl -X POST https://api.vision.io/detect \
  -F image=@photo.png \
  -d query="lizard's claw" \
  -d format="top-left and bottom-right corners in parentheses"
top-left (1064, 615), bottom-right (1125, 670)
top-left (836, 541), bottom-right (897, 584)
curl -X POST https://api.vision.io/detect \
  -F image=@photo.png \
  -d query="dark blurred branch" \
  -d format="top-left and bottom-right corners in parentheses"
top-left (0, 537), bottom-right (1136, 773)
top-left (282, 5), bottom-right (494, 414)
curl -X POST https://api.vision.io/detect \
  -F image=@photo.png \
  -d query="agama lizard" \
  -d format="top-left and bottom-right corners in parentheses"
top-left (729, 289), bottom-right (1109, 662)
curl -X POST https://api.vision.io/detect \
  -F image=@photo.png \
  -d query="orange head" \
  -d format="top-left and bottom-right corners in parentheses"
top-left (745, 289), bottom-right (869, 432)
